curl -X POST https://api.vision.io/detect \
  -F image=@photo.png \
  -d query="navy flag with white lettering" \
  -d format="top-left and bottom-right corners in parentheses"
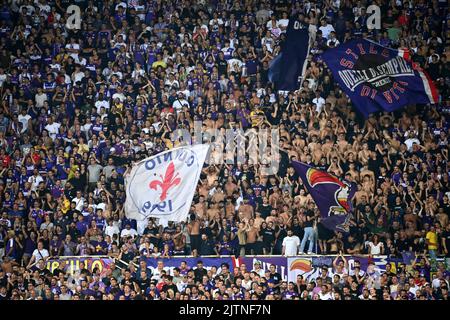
top-left (269, 16), bottom-right (310, 91)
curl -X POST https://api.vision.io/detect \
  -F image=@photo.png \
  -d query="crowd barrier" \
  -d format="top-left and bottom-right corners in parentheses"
top-left (45, 254), bottom-right (449, 283)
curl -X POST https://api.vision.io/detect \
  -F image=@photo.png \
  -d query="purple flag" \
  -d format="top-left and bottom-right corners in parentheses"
top-left (292, 161), bottom-right (357, 233)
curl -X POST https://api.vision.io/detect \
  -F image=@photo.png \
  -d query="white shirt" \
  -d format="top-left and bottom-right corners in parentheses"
top-left (319, 291), bottom-right (333, 300)
top-left (28, 175), bottom-right (44, 190)
top-left (227, 58), bottom-right (243, 72)
top-left (404, 138), bottom-right (420, 151)
top-left (313, 96), bottom-right (326, 113)
top-left (71, 197), bottom-right (85, 212)
top-left (282, 235), bottom-right (300, 256)
top-left (32, 248), bottom-right (49, 262)
top-left (35, 93), bottom-right (48, 108)
top-left (112, 92), bottom-right (126, 102)
top-left (18, 114), bottom-right (32, 133)
top-left (121, 228), bottom-right (138, 238)
top-left (319, 24), bottom-right (335, 39)
top-left (242, 279), bottom-right (253, 290)
top-left (172, 98), bottom-right (189, 111)
top-left (105, 225), bottom-right (120, 238)
top-left (45, 122), bottom-right (61, 140)
top-left (0, 73), bottom-right (7, 87)
top-left (367, 242), bottom-right (384, 255)
top-left (251, 268), bottom-right (266, 278)
top-left (95, 100), bottom-right (110, 113)
top-left (73, 71), bottom-right (84, 83)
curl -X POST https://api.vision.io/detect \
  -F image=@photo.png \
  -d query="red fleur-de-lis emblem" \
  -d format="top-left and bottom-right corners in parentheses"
top-left (149, 162), bottom-right (181, 201)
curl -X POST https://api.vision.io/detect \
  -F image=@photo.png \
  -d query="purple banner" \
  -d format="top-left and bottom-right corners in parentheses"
top-left (236, 257), bottom-right (288, 281)
top-left (287, 255), bottom-right (388, 282)
top-left (140, 256), bottom-right (234, 274)
top-left (46, 256), bottom-right (114, 277)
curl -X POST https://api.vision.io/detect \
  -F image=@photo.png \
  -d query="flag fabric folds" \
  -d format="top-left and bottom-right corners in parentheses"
top-left (125, 144), bottom-right (210, 224)
top-left (291, 161), bottom-right (357, 233)
top-left (322, 39), bottom-right (438, 118)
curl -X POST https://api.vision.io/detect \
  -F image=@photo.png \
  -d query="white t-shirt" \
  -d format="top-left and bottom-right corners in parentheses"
top-left (319, 291), bottom-right (333, 300)
top-left (251, 268), bottom-right (266, 278)
top-left (32, 248), bottom-right (49, 262)
top-left (404, 138), bottom-right (420, 151)
top-left (313, 97), bottom-right (326, 113)
top-left (95, 100), bottom-right (110, 113)
top-left (28, 175), bottom-right (44, 190)
top-left (278, 19), bottom-right (289, 32)
top-left (105, 225), bottom-right (120, 238)
top-left (72, 71), bottom-right (84, 83)
top-left (0, 73), bottom-right (7, 87)
top-left (35, 93), bottom-right (48, 108)
top-left (319, 24), bottom-right (335, 39)
top-left (367, 242), bottom-right (384, 255)
top-left (282, 236), bottom-right (300, 256)
top-left (18, 114), bottom-right (32, 133)
top-left (121, 228), bottom-right (138, 238)
top-left (71, 197), bottom-right (85, 212)
top-left (172, 98), bottom-right (189, 112)
top-left (45, 122), bottom-right (61, 140)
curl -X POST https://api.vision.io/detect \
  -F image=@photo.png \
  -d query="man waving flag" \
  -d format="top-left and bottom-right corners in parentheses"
top-left (125, 144), bottom-right (210, 230)
top-left (292, 161), bottom-right (357, 233)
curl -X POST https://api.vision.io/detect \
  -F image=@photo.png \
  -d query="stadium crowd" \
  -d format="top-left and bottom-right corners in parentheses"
top-left (0, 0), bottom-right (449, 300)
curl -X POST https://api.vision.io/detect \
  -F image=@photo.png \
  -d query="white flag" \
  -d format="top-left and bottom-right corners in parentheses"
top-left (124, 144), bottom-right (210, 223)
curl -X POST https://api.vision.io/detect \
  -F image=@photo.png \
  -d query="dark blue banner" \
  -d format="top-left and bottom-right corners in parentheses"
top-left (269, 18), bottom-right (310, 91)
top-left (322, 39), bottom-right (438, 117)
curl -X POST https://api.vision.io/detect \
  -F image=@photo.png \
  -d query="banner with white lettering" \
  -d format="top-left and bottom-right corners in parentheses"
top-left (125, 144), bottom-right (210, 223)
top-left (269, 16), bottom-right (310, 91)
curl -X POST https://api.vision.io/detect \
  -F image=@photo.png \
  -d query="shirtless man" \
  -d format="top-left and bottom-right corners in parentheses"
top-left (238, 199), bottom-right (254, 221)
top-left (436, 207), bottom-right (449, 230)
top-left (269, 186), bottom-right (282, 209)
top-left (173, 226), bottom-right (186, 253)
top-left (207, 202), bottom-right (221, 221)
top-left (309, 135), bottom-right (323, 164)
top-left (187, 213), bottom-right (201, 254)
top-left (198, 181), bottom-right (209, 199)
top-left (346, 163), bottom-right (360, 182)
top-left (225, 198), bottom-right (235, 219)
top-left (211, 186), bottom-right (225, 203)
top-left (224, 176), bottom-right (238, 197)
top-left (278, 207), bottom-right (291, 227)
top-left (245, 219), bottom-right (259, 255)
top-left (295, 189), bottom-right (311, 207)
top-left (266, 209), bottom-right (279, 226)
top-left (205, 166), bottom-right (220, 187)
top-left (194, 195), bottom-right (207, 219)
top-left (336, 133), bottom-right (349, 154)
top-left (254, 212), bottom-right (265, 230)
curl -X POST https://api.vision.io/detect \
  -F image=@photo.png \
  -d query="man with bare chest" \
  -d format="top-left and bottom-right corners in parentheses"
top-left (245, 219), bottom-right (260, 255)
top-left (238, 199), bottom-right (254, 221)
top-left (225, 198), bottom-right (236, 219)
top-left (207, 202), bottom-right (221, 221)
top-left (194, 195), bottom-right (207, 219)
top-left (187, 213), bottom-right (201, 255)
